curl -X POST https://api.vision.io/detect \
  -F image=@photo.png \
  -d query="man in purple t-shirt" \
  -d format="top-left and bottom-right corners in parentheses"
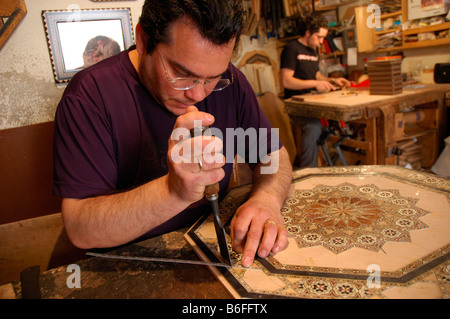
top-left (53, 0), bottom-right (292, 268)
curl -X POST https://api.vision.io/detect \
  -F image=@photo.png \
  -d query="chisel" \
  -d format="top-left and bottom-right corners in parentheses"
top-left (204, 182), bottom-right (232, 266)
top-left (191, 126), bottom-right (232, 266)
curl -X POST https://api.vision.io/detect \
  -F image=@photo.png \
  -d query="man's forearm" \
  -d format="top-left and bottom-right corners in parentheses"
top-left (62, 175), bottom-right (191, 249)
top-left (283, 77), bottom-right (319, 92)
top-left (250, 147), bottom-right (292, 210)
top-left (316, 72), bottom-right (330, 82)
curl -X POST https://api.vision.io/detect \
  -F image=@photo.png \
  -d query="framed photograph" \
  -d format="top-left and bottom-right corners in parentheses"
top-left (42, 8), bottom-right (134, 83)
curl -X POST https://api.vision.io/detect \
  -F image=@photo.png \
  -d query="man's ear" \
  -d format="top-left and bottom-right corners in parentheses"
top-left (305, 30), bottom-right (311, 37)
top-left (135, 23), bottom-right (148, 55)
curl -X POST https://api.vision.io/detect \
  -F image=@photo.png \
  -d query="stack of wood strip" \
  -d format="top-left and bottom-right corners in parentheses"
top-left (368, 58), bottom-right (402, 95)
top-left (397, 138), bottom-right (423, 169)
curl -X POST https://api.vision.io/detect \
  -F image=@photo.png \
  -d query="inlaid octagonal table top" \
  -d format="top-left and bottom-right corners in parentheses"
top-left (185, 165), bottom-right (450, 299)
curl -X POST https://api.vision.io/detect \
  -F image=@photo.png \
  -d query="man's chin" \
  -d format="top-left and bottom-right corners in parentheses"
top-left (166, 101), bottom-right (191, 116)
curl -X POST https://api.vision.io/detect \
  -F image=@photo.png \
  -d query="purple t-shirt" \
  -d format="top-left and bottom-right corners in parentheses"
top-left (53, 47), bottom-right (281, 237)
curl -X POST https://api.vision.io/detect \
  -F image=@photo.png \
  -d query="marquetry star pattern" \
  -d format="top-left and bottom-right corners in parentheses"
top-left (281, 183), bottom-right (430, 254)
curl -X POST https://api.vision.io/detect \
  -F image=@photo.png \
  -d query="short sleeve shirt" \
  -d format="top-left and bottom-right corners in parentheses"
top-left (53, 46), bottom-right (281, 237)
top-left (280, 40), bottom-right (319, 98)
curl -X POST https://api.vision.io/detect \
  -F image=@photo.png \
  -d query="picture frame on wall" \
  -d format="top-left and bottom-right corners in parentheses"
top-left (42, 8), bottom-right (134, 83)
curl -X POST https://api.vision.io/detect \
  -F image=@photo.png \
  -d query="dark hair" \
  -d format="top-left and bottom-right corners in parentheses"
top-left (139, 0), bottom-right (245, 53)
top-left (298, 13), bottom-right (329, 37)
top-left (82, 36), bottom-right (120, 68)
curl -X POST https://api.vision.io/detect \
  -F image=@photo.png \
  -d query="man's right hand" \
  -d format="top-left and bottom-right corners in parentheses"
top-left (167, 106), bottom-right (225, 204)
top-left (315, 80), bottom-right (335, 92)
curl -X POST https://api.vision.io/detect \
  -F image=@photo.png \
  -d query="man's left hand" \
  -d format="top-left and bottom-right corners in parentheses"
top-left (230, 196), bottom-right (288, 267)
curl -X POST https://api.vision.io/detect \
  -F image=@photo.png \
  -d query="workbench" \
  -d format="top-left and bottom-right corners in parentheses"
top-left (1, 166), bottom-right (448, 300)
top-left (0, 231), bottom-right (232, 299)
top-left (284, 84), bottom-right (450, 167)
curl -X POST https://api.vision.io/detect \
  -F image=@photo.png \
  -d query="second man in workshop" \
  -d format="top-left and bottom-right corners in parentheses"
top-left (280, 13), bottom-right (350, 168)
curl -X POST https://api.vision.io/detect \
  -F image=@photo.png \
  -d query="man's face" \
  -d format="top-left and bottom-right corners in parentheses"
top-left (138, 18), bottom-right (235, 116)
top-left (306, 27), bottom-right (328, 49)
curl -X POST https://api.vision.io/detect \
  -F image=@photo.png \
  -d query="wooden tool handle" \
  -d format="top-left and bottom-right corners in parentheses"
top-left (205, 182), bottom-right (220, 197)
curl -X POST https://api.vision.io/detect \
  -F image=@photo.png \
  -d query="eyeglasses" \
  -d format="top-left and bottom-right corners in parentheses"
top-left (156, 49), bottom-right (233, 92)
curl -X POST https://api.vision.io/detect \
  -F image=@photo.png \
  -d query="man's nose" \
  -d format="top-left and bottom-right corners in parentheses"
top-left (184, 84), bottom-right (208, 103)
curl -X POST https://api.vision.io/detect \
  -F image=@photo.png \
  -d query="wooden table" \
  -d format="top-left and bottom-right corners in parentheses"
top-left (284, 84), bottom-right (450, 167)
top-left (0, 231), bottom-right (233, 299)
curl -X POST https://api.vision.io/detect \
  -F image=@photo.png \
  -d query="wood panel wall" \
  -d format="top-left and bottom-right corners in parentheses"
top-left (0, 121), bottom-right (61, 225)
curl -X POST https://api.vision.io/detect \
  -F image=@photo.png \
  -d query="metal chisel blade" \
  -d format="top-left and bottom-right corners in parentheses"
top-left (209, 197), bottom-right (232, 266)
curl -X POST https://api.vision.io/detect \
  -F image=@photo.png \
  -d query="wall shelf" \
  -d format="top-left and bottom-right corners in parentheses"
top-left (403, 37), bottom-right (450, 49)
top-left (314, 0), bottom-right (360, 12)
top-left (380, 11), bottom-right (402, 19)
top-left (403, 21), bottom-right (450, 36)
top-left (402, 21), bottom-right (450, 49)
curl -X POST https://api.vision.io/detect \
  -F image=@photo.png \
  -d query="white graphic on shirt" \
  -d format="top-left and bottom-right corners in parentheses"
top-left (297, 54), bottom-right (318, 62)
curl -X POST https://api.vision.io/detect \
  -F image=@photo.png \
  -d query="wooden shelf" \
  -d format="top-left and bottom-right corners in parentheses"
top-left (372, 4), bottom-right (404, 53)
top-left (380, 11), bottom-right (402, 19)
top-left (402, 22), bottom-right (450, 49)
top-left (403, 22), bottom-right (450, 36)
top-left (375, 27), bottom-right (402, 35)
top-left (320, 0), bottom-right (449, 53)
top-left (376, 45), bottom-right (405, 52)
top-left (320, 50), bottom-right (346, 58)
top-left (374, 19), bottom-right (450, 51)
top-left (314, 0), bottom-right (360, 12)
top-left (403, 37), bottom-right (450, 49)
top-left (376, 36), bottom-right (450, 52)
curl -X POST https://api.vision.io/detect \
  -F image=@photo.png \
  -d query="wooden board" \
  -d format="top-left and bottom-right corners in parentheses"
top-left (0, 0), bottom-right (27, 50)
top-left (354, 6), bottom-right (375, 53)
top-left (291, 90), bottom-right (394, 107)
top-left (0, 121), bottom-right (61, 224)
top-left (185, 166), bottom-right (450, 299)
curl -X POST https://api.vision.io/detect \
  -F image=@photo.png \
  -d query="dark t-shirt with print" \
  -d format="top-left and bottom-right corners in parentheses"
top-left (280, 40), bottom-right (319, 98)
